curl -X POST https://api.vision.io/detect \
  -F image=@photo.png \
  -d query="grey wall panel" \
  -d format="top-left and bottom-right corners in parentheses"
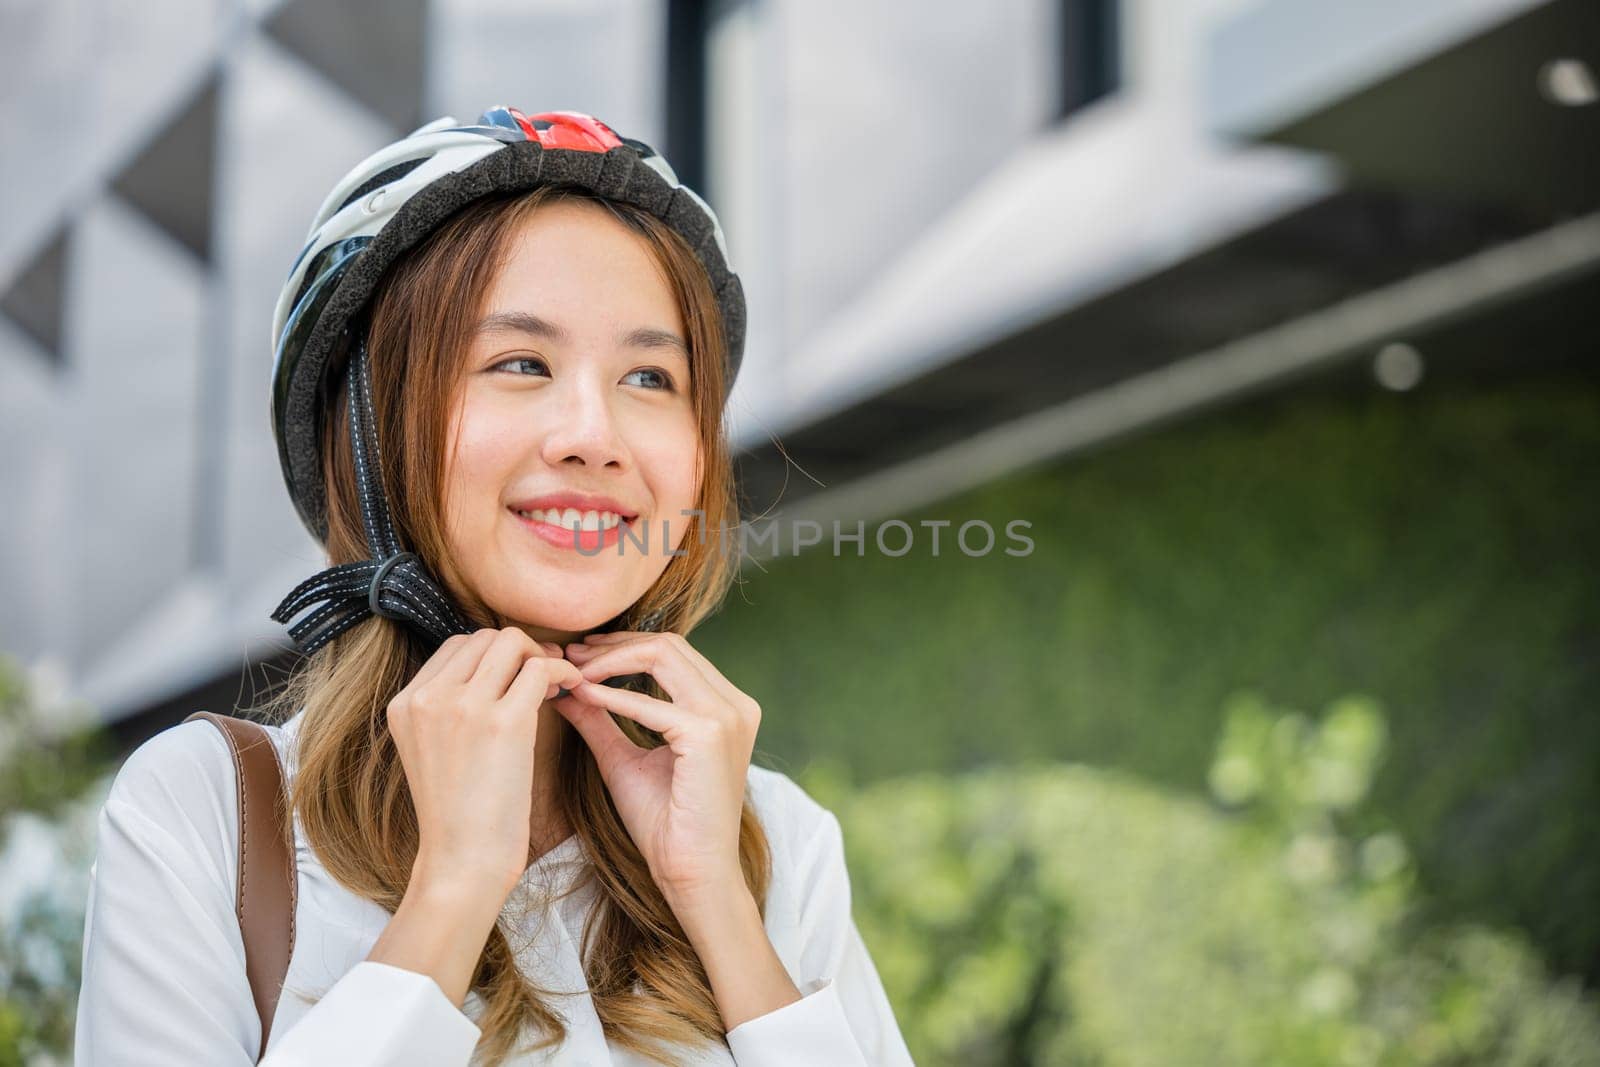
top-left (0, 327), bottom-right (71, 666)
top-left (428, 0), bottom-right (665, 144)
top-left (0, 0), bottom-right (223, 275)
top-left (775, 0), bottom-right (1056, 353)
top-left (67, 197), bottom-right (205, 662)
top-left (216, 34), bottom-right (395, 597)
top-left (0, 0), bottom-right (91, 272)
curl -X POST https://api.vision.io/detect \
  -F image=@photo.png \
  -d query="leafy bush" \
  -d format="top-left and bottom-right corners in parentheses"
top-left (0, 655), bottom-right (113, 1067)
top-left (800, 691), bottom-right (1600, 1066)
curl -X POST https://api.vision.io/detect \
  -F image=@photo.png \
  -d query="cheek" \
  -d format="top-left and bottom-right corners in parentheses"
top-left (442, 410), bottom-right (522, 533)
top-left (637, 425), bottom-right (704, 513)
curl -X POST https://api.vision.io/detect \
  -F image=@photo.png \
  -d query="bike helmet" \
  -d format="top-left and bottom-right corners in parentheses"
top-left (268, 107), bottom-right (745, 655)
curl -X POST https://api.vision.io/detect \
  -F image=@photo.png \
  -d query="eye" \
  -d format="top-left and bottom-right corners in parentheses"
top-left (491, 355), bottom-right (549, 377)
top-left (488, 355), bottom-right (677, 391)
top-left (624, 367), bottom-right (677, 392)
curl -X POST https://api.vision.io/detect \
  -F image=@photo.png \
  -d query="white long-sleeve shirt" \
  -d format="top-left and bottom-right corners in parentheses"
top-left (74, 708), bottom-right (916, 1065)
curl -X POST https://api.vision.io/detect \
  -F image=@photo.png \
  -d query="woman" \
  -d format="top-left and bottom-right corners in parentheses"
top-left (74, 109), bottom-right (915, 1066)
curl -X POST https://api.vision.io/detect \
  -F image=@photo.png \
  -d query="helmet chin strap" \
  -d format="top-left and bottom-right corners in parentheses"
top-left (271, 329), bottom-right (472, 655)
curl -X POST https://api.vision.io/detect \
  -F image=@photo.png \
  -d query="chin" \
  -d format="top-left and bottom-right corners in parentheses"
top-left (487, 594), bottom-right (625, 634)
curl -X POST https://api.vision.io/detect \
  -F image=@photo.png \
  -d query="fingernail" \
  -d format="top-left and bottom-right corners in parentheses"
top-left (568, 642), bottom-right (588, 652)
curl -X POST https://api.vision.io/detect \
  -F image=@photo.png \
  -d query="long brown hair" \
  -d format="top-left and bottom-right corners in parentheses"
top-left (263, 184), bottom-right (769, 1065)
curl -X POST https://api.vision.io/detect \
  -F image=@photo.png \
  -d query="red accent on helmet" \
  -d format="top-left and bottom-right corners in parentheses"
top-left (504, 108), bottom-right (625, 152)
top-left (505, 107), bottom-right (540, 141)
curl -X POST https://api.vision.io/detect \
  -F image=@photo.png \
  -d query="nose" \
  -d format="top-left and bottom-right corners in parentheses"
top-left (539, 372), bottom-right (628, 470)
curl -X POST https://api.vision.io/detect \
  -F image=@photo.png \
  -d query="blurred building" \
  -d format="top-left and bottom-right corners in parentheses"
top-left (0, 0), bottom-right (1594, 744)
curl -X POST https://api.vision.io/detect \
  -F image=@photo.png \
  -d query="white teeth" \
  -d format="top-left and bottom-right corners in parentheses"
top-left (515, 507), bottom-right (628, 531)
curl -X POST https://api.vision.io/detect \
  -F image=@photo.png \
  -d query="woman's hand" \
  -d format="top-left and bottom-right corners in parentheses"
top-left (386, 627), bottom-right (585, 899)
top-left (554, 630), bottom-right (761, 904)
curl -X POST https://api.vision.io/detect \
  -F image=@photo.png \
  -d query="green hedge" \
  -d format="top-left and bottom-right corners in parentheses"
top-left (710, 380), bottom-right (1600, 981)
top-left (796, 692), bottom-right (1600, 1066)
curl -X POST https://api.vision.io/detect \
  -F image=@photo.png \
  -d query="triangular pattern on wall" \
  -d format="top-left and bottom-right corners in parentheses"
top-left (264, 0), bottom-right (428, 134)
top-left (0, 224), bottom-right (71, 368)
top-left (110, 73), bottom-right (220, 263)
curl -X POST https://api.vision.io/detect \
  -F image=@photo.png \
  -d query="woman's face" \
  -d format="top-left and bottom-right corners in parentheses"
top-left (440, 199), bottom-right (701, 643)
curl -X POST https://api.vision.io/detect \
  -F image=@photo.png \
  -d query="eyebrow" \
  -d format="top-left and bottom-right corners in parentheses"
top-left (474, 310), bottom-right (688, 355)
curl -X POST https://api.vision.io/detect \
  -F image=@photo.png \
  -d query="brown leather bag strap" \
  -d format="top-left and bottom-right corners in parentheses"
top-left (183, 711), bottom-right (298, 1062)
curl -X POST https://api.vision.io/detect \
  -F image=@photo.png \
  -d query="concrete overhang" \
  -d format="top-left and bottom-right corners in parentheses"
top-left (1206, 0), bottom-right (1600, 217)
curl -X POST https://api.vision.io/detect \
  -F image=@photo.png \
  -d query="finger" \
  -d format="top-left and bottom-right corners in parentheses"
top-left (571, 633), bottom-right (744, 709)
top-left (574, 631), bottom-right (633, 643)
top-left (435, 627), bottom-right (500, 685)
top-left (567, 678), bottom-right (693, 738)
top-left (403, 632), bottom-right (474, 692)
top-left (466, 629), bottom-right (547, 700)
top-left (551, 693), bottom-right (643, 777)
top-left (571, 639), bottom-right (714, 706)
top-left (658, 635), bottom-right (745, 707)
top-left (503, 651), bottom-right (585, 708)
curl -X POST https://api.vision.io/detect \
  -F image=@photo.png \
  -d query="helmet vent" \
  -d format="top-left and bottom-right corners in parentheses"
top-left (336, 157), bottom-right (426, 215)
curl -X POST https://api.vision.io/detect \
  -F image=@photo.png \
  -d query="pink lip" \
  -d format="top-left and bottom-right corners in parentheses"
top-left (508, 491), bottom-right (639, 518)
top-left (509, 506), bottom-right (630, 553)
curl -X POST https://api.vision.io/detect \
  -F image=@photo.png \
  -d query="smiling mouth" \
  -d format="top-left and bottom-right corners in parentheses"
top-left (510, 505), bottom-right (639, 532)
top-left (507, 506), bottom-right (647, 555)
